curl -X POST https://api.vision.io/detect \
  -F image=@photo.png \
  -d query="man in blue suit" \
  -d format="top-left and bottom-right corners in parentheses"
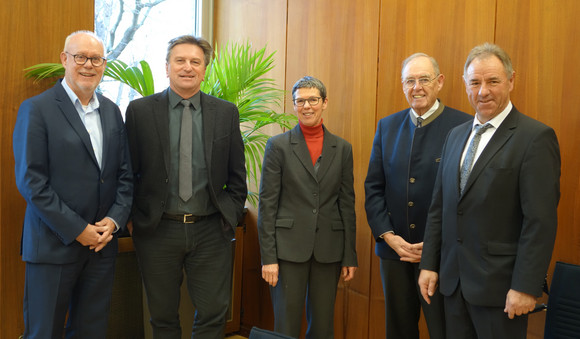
top-left (419, 43), bottom-right (560, 339)
top-left (13, 31), bottom-right (133, 338)
top-left (365, 53), bottom-right (470, 339)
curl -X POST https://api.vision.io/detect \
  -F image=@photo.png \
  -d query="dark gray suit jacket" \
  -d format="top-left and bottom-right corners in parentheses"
top-left (257, 124), bottom-right (357, 267)
top-left (420, 107), bottom-right (560, 307)
top-left (125, 88), bottom-right (247, 236)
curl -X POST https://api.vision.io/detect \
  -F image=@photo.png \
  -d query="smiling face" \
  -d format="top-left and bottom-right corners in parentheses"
top-left (293, 87), bottom-right (327, 127)
top-left (401, 56), bottom-right (444, 116)
top-left (464, 55), bottom-right (514, 123)
top-left (60, 33), bottom-right (106, 104)
top-left (166, 43), bottom-right (207, 98)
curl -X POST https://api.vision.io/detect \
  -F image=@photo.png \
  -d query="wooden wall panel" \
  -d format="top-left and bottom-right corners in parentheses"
top-left (0, 1), bottom-right (94, 338)
top-left (285, 1), bottom-right (380, 338)
top-left (213, 0), bottom-right (289, 334)
top-left (495, 0), bottom-right (580, 269)
top-left (377, 0), bottom-right (496, 120)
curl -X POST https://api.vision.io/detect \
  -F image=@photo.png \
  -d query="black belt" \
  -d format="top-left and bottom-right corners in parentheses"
top-left (162, 213), bottom-right (209, 224)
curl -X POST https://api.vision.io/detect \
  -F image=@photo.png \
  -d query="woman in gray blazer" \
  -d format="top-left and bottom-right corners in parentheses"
top-left (258, 76), bottom-right (357, 339)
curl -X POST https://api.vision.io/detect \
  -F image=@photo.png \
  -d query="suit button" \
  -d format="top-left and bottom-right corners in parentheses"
top-left (408, 201), bottom-right (414, 207)
top-left (165, 178), bottom-right (169, 183)
top-left (100, 179), bottom-right (105, 184)
top-left (312, 209), bottom-right (317, 214)
top-left (409, 177), bottom-right (416, 184)
top-left (409, 224), bottom-right (416, 229)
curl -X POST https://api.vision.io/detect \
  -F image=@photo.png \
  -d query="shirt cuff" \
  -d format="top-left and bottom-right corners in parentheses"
top-left (107, 217), bottom-right (120, 233)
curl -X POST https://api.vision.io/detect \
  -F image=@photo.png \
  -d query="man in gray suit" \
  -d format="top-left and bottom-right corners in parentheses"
top-left (258, 76), bottom-right (357, 339)
top-left (419, 43), bottom-right (560, 339)
top-left (125, 35), bottom-right (247, 339)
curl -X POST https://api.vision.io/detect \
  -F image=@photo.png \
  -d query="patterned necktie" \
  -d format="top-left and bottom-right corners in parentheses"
top-left (416, 116), bottom-right (424, 128)
top-left (179, 100), bottom-right (193, 201)
top-left (459, 123), bottom-right (492, 194)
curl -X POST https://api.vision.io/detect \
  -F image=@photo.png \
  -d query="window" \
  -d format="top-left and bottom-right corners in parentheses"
top-left (95, 0), bottom-right (211, 112)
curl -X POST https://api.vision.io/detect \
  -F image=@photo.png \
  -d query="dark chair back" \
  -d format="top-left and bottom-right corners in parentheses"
top-left (544, 261), bottom-right (580, 338)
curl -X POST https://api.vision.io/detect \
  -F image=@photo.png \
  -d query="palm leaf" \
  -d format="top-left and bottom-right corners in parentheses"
top-left (23, 60), bottom-right (154, 97)
top-left (201, 42), bottom-right (297, 206)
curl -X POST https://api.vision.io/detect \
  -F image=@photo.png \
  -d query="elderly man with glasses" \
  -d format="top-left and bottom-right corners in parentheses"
top-left (13, 30), bottom-right (132, 338)
top-left (365, 53), bottom-right (470, 339)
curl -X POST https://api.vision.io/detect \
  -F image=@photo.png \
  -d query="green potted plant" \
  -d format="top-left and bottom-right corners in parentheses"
top-left (24, 42), bottom-right (296, 206)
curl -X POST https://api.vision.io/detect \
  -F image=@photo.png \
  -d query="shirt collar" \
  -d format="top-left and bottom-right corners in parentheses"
top-left (61, 78), bottom-right (100, 112)
top-left (168, 88), bottom-right (201, 110)
top-left (410, 99), bottom-right (439, 124)
top-left (473, 101), bottom-right (513, 129)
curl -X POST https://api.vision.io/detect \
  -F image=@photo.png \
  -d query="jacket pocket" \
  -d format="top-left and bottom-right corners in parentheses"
top-left (487, 242), bottom-right (518, 255)
top-left (275, 218), bottom-right (294, 229)
top-left (331, 221), bottom-right (345, 231)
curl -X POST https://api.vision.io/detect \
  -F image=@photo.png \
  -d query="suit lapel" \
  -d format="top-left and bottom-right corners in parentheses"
top-left (462, 108), bottom-right (518, 196)
top-left (152, 89), bottom-right (171, 175)
top-left (54, 82), bottom-right (100, 168)
top-left (290, 125), bottom-right (317, 180)
top-left (316, 126), bottom-right (337, 181)
top-left (98, 94), bottom-right (110, 171)
top-left (451, 123), bottom-right (473, 198)
top-left (200, 92), bottom-right (215, 167)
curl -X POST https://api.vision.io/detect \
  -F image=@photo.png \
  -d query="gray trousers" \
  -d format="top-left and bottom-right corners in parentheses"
top-left (134, 214), bottom-right (232, 339)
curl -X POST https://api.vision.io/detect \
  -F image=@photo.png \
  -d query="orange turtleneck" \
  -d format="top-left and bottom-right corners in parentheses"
top-left (299, 119), bottom-right (324, 166)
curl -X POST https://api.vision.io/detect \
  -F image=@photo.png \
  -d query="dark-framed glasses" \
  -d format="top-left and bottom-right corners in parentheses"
top-left (402, 75), bottom-right (438, 89)
top-left (293, 97), bottom-right (322, 107)
top-left (65, 52), bottom-right (106, 67)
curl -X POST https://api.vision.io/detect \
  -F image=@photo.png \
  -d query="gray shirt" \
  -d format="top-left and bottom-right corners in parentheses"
top-left (165, 89), bottom-right (217, 216)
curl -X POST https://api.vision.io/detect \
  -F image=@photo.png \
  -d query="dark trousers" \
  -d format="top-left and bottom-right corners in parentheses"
top-left (133, 214), bottom-right (232, 339)
top-left (444, 283), bottom-right (528, 339)
top-left (270, 258), bottom-right (341, 339)
top-left (23, 251), bottom-right (116, 339)
top-left (380, 258), bottom-right (445, 339)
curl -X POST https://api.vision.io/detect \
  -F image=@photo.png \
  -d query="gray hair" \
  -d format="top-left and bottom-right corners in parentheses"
top-left (464, 43), bottom-right (514, 79)
top-left (63, 30), bottom-right (105, 53)
top-left (401, 53), bottom-right (441, 80)
top-left (291, 76), bottom-right (327, 100)
top-left (166, 35), bottom-right (213, 66)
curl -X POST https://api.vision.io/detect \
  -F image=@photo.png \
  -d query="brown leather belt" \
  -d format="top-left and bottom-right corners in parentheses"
top-left (162, 213), bottom-right (208, 224)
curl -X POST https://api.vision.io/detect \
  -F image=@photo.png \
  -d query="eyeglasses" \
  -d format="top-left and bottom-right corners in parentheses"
top-left (293, 97), bottom-right (322, 107)
top-left (65, 52), bottom-right (106, 67)
top-left (402, 75), bottom-right (438, 89)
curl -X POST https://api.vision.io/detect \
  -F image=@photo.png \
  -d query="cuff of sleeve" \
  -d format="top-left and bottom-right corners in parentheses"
top-left (379, 230), bottom-right (394, 239)
top-left (107, 217), bottom-right (120, 233)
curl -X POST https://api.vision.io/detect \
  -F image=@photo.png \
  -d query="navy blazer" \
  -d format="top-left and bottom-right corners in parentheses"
top-left (257, 124), bottom-right (357, 267)
top-left (365, 104), bottom-right (471, 260)
top-left (125, 88), bottom-right (247, 236)
top-left (420, 107), bottom-right (560, 306)
top-left (13, 80), bottom-right (133, 264)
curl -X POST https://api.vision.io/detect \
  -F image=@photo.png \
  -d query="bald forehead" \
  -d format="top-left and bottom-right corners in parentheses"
top-left (64, 33), bottom-right (104, 54)
top-left (402, 56), bottom-right (436, 78)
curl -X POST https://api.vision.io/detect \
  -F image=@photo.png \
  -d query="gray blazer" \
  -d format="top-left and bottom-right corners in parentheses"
top-left (258, 124), bottom-right (357, 267)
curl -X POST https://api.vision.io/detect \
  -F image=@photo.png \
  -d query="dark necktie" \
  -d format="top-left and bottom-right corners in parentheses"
top-left (416, 116), bottom-right (423, 128)
top-left (179, 100), bottom-right (193, 201)
top-left (459, 123), bottom-right (492, 194)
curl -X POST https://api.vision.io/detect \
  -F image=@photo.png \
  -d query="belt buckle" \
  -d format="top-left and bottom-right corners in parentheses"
top-left (183, 214), bottom-right (195, 224)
